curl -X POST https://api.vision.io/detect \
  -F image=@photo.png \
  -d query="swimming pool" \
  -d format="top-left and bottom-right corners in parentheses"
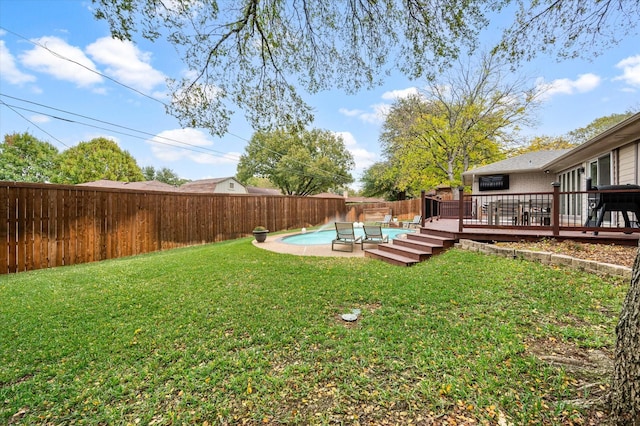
top-left (280, 228), bottom-right (413, 245)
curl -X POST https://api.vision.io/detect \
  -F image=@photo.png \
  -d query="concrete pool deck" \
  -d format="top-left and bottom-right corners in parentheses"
top-left (252, 230), bottom-right (368, 258)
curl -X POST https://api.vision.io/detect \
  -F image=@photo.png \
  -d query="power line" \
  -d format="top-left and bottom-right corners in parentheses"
top-left (0, 27), bottom-right (353, 184)
top-left (0, 100), bottom-right (70, 148)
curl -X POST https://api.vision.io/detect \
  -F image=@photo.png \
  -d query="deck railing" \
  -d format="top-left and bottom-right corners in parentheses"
top-left (457, 184), bottom-right (640, 235)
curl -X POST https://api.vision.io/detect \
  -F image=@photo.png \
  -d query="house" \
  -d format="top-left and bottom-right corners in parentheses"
top-left (462, 112), bottom-right (640, 193)
top-left (461, 112), bottom-right (640, 228)
top-left (77, 179), bottom-right (180, 192)
top-left (179, 177), bottom-right (247, 194)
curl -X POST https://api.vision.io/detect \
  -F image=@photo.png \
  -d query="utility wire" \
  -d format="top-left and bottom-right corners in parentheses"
top-left (0, 100), bottom-right (70, 148)
top-left (0, 27), bottom-right (351, 184)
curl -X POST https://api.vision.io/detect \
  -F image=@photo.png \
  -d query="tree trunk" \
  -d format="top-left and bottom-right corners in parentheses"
top-left (611, 240), bottom-right (640, 424)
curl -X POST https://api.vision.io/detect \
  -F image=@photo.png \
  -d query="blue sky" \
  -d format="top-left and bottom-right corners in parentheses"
top-left (1, 1), bottom-right (639, 188)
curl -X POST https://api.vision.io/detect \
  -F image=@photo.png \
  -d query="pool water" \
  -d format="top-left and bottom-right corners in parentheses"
top-left (280, 228), bottom-right (414, 245)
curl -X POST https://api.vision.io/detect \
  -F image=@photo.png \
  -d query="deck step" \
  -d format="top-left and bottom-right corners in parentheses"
top-left (393, 238), bottom-right (446, 254)
top-left (407, 233), bottom-right (455, 248)
top-left (364, 249), bottom-right (419, 266)
top-left (377, 243), bottom-right (433, 261)
top-left (418, 228), bottom-right (457, 240)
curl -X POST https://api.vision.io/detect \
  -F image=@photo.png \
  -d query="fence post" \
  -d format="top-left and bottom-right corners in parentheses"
top-left (552, 182), bottom-right (560, 236)
top-left (458, 186), bottom-right (464, 232)
top-left (420, 190), bottom-right (426, 227)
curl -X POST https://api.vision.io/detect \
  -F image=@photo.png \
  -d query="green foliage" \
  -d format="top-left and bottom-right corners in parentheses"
top-left (237, 128), bottom-right (354, 196)
top-left (93, 0), bottom-right (636, 136)
top-left (566, 112), bottom-right (635, 145)
top-left (379, 53), bottom-right (536, 192)
top-left (0, 242), bottom-right (625, 423)
top-left (0, 132), bottom-right (61, 183)
top-left (509, 135), bottom-right (577, 156)
top-left (56, 137), bottom-right (144, 184)
top-left (141, 165), bottom-right (189, 186)
top-left (360, 161), bottom-right (409, 200)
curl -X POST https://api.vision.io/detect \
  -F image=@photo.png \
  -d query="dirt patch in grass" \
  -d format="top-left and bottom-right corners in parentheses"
top-left (497, 239), bottom-right (638, 268)
top-left (527, 337), bottom-right (613, 424)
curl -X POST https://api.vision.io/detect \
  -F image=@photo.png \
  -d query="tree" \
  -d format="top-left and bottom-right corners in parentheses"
top-left (509, 135), bottom-right (576, 156)
top-left (611, 242), bottom-right (640, 423)
top-left (0, 132), bottom-right (61, 183)
top-left (236, 128), bottom-right (354, 196)
top-left (93, 1), bottom-right (637, 137)
top-left (380, 53), bottom-right (537, 192)
top-left (566, 112), bottom-right (635, 145)
top-left (57, 137), bottom-right (144, 184)
top-left (141, 166), bottom-right (189, 186)
top-left (360, 161), bottom-right (407, 201)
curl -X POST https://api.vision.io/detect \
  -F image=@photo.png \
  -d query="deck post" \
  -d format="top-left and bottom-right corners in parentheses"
top-left (458, 186), bottom-right (464, 232)
top-left (420, 190), bottom-right (426, 227)
top-left (552, 182), bottom-right (560, 236)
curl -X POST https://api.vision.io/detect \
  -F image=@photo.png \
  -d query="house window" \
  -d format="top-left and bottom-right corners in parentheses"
top-left (229, 182), bottom-right (235, 190)
top-left (589, 154), bottom-right (611, 187)
top-left (478, 175), bottom-right (509, 191)
top-left (559, 167), bottom-right (582, 217)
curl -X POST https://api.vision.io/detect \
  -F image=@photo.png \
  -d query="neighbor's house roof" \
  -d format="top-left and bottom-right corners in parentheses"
top-left (77, 179), bottom-right (180, 191)
top-left (312, 192), bottom-right (385, 203)
top-left (246, 186), bottom-right (282, 195)
top-left (178, 177), bottom-right (246, 193)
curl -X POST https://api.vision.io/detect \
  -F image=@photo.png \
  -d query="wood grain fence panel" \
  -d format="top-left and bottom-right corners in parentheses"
top-left (0, 185), bottom-right (7, 274)
top-left (31, 188), bottom-right (43, 269)
top-left (7, 187), bottom-right (17, 273)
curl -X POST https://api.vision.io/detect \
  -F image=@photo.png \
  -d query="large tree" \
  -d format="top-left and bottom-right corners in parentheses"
top-left (0, 132), bottom-right (61, 183)
top-left (93, 1), bottom-right (637, 136)
top-left (57, 137), bottom-right (144, 184)
top-left (380, 53), bottom-right (537, 192)
top-left (141, 166), bottom-right (189, 186)
top-left (566, 112), bottom-right (635, 145)
top-left (236, 128), bottom-right (354, 196)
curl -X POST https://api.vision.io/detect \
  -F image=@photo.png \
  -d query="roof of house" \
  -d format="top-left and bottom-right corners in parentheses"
top-left (178, 177), bottom-right (245, 193)
top-left (545, 111), bottom-right (640, 171)
top-left (77, 179), bottom-right (180, 191)
top-left (462, 112), bottom-right (640, 184)
top-left (462, 150), bottom-right (572, 178)
top-left (246, 186), bottom-right (282, 195)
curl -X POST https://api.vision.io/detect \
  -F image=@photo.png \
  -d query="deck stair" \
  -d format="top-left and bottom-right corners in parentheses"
top-left (364, 227), bottom-right (457, 266)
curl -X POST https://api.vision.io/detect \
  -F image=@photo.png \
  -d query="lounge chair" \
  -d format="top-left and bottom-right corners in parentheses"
top-left (361, 225), bottom-right (389, 249)
top-left (402, 215), bottom-right (422, 228)
top-left (376, 214), bottom-right (392, 226)
top-left (332, 222), bottom-right (362, 252)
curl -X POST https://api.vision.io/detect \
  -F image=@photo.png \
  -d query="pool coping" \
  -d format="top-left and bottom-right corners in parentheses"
top-left (252, 229), bottom-right (413, 258)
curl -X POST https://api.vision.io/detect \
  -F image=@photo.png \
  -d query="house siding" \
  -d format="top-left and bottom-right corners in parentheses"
top-left (618, 141), bottom-right (639, 185)
top-left (472, 172), bottom-right (556, 195)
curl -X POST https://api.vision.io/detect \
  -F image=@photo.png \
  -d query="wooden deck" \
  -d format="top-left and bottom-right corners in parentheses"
top-left (423, 218), bottom-right (640, 246)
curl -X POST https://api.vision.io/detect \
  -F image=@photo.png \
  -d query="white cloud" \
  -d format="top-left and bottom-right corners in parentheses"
top-left (535, 73), bottom-right (601, 100)
top-left (0, 40), bottom-right (36, 85)
top-left (333, 131), bottom-right (377, 172)
top-left (20, 36), bottom-right (103, 87)
top-left (148, 128), bottom-right (240, 165)
top-left (30, 114), bottom-right (50, 124)
top-left (339, 103), bottom-right (390, 124)
top-left (614, 55), bottom-right (640, 88)
top-left (381, 87), bottom-right (419, 100)
top-left (86, 37), bottom-right (166, 92)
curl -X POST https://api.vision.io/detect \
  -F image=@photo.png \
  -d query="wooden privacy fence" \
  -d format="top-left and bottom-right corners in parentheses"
top-left (345, 199), bottom-right (421, 223)
top-left (0, 182), bottom-right (347, 274)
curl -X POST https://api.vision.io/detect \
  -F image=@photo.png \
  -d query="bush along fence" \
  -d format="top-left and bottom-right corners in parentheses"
top-left (1, 182), bottom-right (421, 274)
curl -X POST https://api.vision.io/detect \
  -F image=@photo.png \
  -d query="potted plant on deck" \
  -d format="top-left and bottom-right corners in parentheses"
top-left (252, 226), bottom-right (269, 243)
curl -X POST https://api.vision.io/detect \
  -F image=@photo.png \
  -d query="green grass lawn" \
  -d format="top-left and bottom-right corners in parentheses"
top-left (0, 238), bottom-right (628, 424)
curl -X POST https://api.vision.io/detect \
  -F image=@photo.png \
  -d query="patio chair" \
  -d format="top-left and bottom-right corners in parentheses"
top-left (402, 215), bottom-right (422, 228)
top-left (332, 222), bottom-right (362, 252)
top-left (376, 214), bottom-right (393, 226)
top-left (361, 225), bottom-right (389, 249)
